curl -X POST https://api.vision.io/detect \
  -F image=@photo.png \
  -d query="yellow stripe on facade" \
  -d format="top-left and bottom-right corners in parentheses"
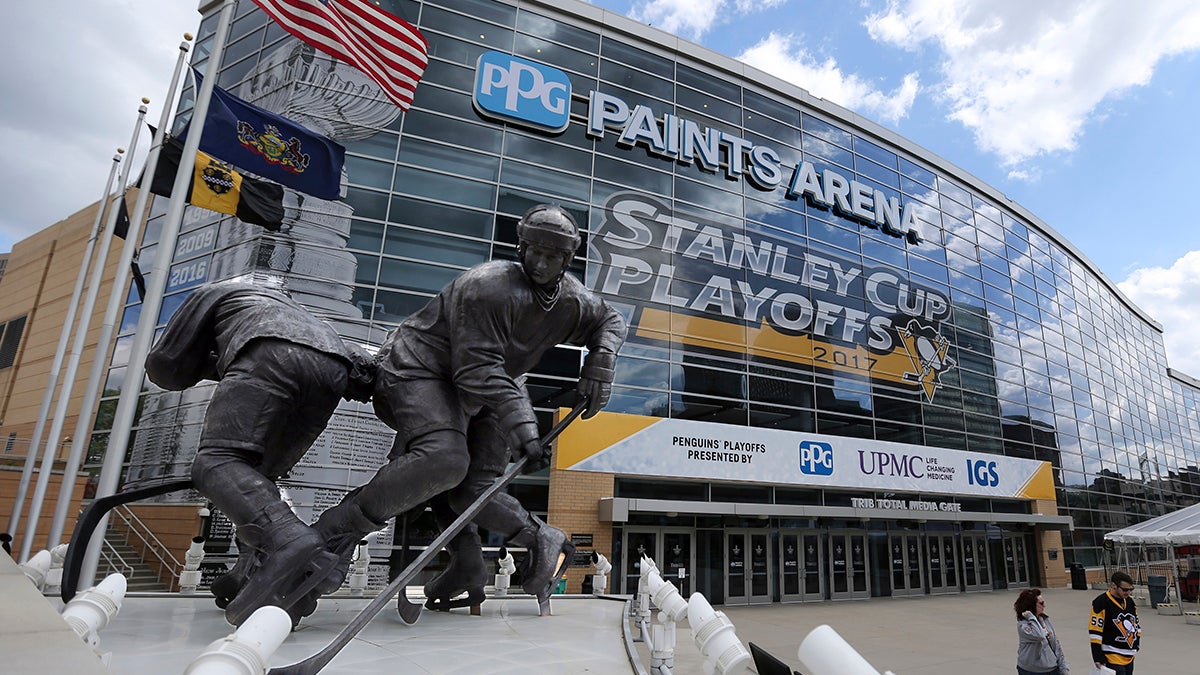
top-left (634, 307), bottom-right (923, 389)
top-left (555, 409), bottom-right (660, 469)
top-left (1015, 461), bottom-right (1056, 500)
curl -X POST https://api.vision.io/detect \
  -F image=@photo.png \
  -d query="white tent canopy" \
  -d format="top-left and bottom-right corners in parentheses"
top-left (1105, 501), bottom-right (1200, 546)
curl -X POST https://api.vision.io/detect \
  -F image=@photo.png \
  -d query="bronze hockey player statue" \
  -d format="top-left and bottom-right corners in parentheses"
top-left (144, 281), bottom-right (376, 626)
top-left (313, 204), bottom-right (626, 614)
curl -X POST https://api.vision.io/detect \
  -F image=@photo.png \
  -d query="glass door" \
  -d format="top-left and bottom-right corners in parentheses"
top-left (829, 531), bottom-right (870, 600)
top-left (780, 530), bottom-right (825, 603)
top-left (1003, 534), bottom-right (1031, 588)
top-left (927, 533), bottom-right (960, 594)
top-left (662, 530), bottom-right (693, 597)
top-left (621, 528), bottom-right (694, 596)
top-left (726, 529), bottom-right (772, 605)
top-left (889, 533), bottom-right (924, 597)
top-left (961, 533), bottom-right (991, 592)
top-left (622, 529), bottom-right (658, 595)
top-left (749, 530), bottom-right (771, 603)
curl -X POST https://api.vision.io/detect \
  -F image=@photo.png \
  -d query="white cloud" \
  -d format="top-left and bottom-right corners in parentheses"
top-left (865, 0), bottom-right (1200, 167)
top-left (738, 32), bottom-right (919, 125)
top-left (1118, 250), bottom-right (1200, 377)
top-left (628, 0), bottom-right (724, 40)
top-left (1005, 167), bottom-right (1040, 183)
top-left (734, 0), bottom-right (788, 12)
top-left (0, 1), bottom-right (200, 251)
top-left (627, 0), bottom-right (786, 40)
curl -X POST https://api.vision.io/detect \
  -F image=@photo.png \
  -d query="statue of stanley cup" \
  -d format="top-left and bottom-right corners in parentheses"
top-left (125, 40), bottom-right (401, 582)
top-left (214, 40), bottom-right (403, 325)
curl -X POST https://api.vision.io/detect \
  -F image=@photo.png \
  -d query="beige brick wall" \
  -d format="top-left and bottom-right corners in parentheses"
top-left (546, 435), bottom-right (615, 593)
top-left (0, 194), bottom-right (135, 467)
top-left (1033, 498), bottom-right (1070, 588)
top-left (0, 465), bottom-right (88, 554)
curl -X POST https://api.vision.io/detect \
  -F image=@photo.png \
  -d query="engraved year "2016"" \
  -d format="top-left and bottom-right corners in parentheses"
top-left (169, 260), bottom-right (208, 288)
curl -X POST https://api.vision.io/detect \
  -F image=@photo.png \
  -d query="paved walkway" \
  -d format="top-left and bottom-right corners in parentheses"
top-left (712, 588), bottom-right (1198, 674)
top-left (6, 548), bottom-right (1198, 675)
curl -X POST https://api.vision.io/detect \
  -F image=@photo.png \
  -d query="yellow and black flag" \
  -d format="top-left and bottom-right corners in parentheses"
top-left (148, 135), bottom-right (285, 230)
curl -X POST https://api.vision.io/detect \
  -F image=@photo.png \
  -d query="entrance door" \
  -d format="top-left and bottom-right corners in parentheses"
top-left (927, 534), bottom-right (959, 594)
top-left (780, 530), bottom-right (824, 603)
top-left (1003, 534), bottom-right (1031, 588)
top-left (961, 533), bottom-right (991, 592)
top-left (725, 529), bottom-right (771, 605)
top-left (622, 530), bottom-right (658, 595)
top-left (829, 531), bottom-right (870, 600)
top-left (889, 533), bottom-right (924, 597)
top-left (662, 530), bottom-right (693, 597)
top-left (621, 528), bottom-right (694, 596)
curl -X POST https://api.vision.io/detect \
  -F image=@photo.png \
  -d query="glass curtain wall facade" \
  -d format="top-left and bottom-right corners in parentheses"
top-left (89, 0), bottom-right (1200, 573)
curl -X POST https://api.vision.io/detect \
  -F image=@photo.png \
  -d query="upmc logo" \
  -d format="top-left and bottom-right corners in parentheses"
top-left (799, 441), bottom-right (834, 476)
top-left (473, 51), bottom-right (571, 133)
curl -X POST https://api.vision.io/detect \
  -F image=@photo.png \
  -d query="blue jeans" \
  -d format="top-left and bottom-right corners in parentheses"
top-left (1108, 663), bottom-right (1134, 675)
top-left (1017, 668), bottom-right (1058, 675)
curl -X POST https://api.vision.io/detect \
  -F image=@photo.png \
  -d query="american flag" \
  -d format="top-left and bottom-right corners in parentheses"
top-left (250, 0), bottom-right (428, 110)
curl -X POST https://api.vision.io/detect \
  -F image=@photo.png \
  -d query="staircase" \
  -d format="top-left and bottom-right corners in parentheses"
top-left (100, 535), bottom-right (168, 592)
top-left (98, 509), bottom-right (177, 592)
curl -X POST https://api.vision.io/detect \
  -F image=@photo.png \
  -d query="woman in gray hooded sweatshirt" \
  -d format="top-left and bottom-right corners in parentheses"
top-left (1015, 588), bottom-right (1069, 675)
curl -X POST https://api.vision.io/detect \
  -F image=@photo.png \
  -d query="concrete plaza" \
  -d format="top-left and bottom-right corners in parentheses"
top-left (5, 551), bottom-right (1197, 674)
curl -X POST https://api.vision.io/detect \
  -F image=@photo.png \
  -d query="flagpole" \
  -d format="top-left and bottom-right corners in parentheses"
top-left (19, 103), bottom-right (150, 562)
top-left (46, 36), bottom-right (194, 553)
top-left (7, 150), bottom-right (121, 561)
top-left (77, 0), bottom-right (236, 590)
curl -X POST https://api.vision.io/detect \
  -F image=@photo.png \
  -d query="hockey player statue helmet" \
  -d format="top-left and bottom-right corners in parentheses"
top-left (516, 204), bottom-right (581, 295)
top-left (517, 204), bottom-right (581, 255)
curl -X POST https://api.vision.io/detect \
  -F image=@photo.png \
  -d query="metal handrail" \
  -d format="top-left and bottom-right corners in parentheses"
top-left (112, 504), bottom-right (183, 582)
top-left (99, 540), bottom-right (135, 579)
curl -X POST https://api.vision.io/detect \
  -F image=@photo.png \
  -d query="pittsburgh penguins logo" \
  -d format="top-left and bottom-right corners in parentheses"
top-left (201, 159), bottom-right (235, 195)
top-left (898, 320), bottom-right (956, 400)
top-left (1113, 611), bottom-right (1140, 646)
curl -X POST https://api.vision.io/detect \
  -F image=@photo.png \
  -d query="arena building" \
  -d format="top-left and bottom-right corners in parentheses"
top-left (72, 0), bottom-right (1200, 604)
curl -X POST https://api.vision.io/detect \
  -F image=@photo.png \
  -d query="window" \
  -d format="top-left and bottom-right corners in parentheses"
top-left (0, 315), bottom-right (27, 369)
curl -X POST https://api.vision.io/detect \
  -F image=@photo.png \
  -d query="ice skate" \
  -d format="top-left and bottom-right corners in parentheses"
top-left (513, 516), bottom-right (575, 616)
top-left (223, 505), bottom-right (340, 626)
top-left (423, 519), bottom-right (488, 616)
top-left (210, 543), bottom-right (258, 609)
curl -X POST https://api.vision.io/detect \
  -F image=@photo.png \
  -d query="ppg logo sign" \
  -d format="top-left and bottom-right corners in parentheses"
top-left (473, 51), bottom-right (571, 133)
top-left (799, 441), bottom-right (834, 476)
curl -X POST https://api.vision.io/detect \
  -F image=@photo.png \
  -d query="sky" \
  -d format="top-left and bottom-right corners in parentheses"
top-left (3, 1), bottom-right (1200, 374)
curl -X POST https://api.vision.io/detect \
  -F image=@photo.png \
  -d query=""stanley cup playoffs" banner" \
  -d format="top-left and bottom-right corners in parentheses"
top-left (586, 192), bottom-right (957, 401)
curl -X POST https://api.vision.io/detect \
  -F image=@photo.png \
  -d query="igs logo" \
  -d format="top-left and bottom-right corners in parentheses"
top-left (799, 441), bottom-right (834, 476)
top-left (474, 51), bottom-right (571, 133)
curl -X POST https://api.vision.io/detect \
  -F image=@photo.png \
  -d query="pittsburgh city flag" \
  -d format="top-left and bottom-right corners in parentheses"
top-left (184, 71), bottom-right (344, 200)
top-left (249, 0), bottom-right (428, 110)
top-left (148, 135), bottom-right (285, 231)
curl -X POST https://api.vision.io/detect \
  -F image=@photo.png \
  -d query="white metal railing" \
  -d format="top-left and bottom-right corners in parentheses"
top-left (111, 505), bottom-right (183, 584)
top-left (99, 540), bottom-right (135, 580)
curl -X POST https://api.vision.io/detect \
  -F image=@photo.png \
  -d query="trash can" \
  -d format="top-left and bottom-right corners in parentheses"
top-left (1069, 563), bottom-right (1088, 590)
top-left (554, 577), bottom-right (567, 594)
top-left (1148, 574), bottom-right (1168, 608)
